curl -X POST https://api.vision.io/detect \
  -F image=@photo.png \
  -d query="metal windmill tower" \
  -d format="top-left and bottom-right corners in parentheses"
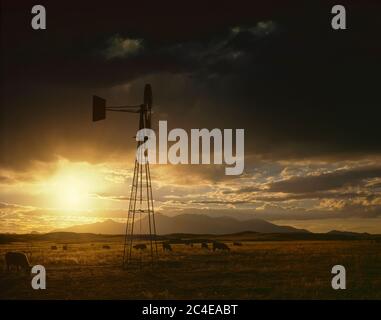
top-left (92, 84), bottom-right (158, 268)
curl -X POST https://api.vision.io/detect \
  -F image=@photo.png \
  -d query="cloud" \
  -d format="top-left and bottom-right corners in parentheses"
top-left (0, 202), bottom-right (30, 210)
top-left (223, 186), bottom-right (262, 194)
top-left (0, 202), bottom-right (131, 233)
top-left (103, 35), bottom-right (143, 59)
top-left (231, 21), bottom-right (277, 37)
top-left (2, 5), bottom-right (381, 171)
top-left (158, 20), bottom-right (277, 77)
top-left (91, 193), bottom-right (130, 201)
top-left (253, 191), bottom-right (377, 202)
top-left (268, 166), bottom-right (381, 194)
top-left (0, 175), bottom-right (13, 184)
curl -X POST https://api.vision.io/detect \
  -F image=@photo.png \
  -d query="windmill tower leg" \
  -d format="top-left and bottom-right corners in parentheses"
top-left (122, 151), bottom-right (158, 269)
top-left (146, 161), bottom-right (159, 259)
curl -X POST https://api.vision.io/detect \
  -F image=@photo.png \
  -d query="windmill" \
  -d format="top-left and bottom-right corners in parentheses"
top-left (92, 84), bottom-right (158, 268)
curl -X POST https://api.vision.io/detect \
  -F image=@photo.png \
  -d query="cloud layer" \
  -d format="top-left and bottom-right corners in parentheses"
top-left (1, 1), bottom-right (381, 232)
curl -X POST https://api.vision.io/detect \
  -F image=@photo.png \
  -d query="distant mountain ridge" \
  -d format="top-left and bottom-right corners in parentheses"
top-left (52, 213), bottom-right (310, 235)
top-left (327, 230), bottom-right (370, 236)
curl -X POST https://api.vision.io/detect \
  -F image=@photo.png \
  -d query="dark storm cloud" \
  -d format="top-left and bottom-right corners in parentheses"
top-left (253, 191), bottom-right (377, 202)
top-left (123, 19), bottom-right (280, 77)
top-left (268, 166), bottom-right (381, 194)
top-left (1, 0), bottom-right (381, 170)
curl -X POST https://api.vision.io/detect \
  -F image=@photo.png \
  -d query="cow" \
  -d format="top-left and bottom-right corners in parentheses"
top-left (163, 242), bottom-right (172, 252)
top-left (201, 242), bottom-right (209, 249)
top-left (51, 245), bottom-right (57, 250)
top-left (233, 241), bottom-right (242, 246)
top-left (102, 245), bottom-right (111, 249)
top-left (185, 241), bottom-right (194, 247)
top-left (5, 252), bottom-right (31, 273)
top-left (213, 242), bottom-right (230, 251)
top-left (63, 245), bottom-right (68, 250)
top-left (133, 244), bottom-right (147, 250)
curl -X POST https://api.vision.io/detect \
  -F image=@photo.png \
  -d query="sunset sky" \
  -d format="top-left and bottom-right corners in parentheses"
top-left (1, 1), bottom-right (381, 233)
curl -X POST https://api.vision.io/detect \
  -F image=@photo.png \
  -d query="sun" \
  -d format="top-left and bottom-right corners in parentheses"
top-left (56, 176), bottom-right (88, 209)
top-left (46, 162), bottom-right (102, 210)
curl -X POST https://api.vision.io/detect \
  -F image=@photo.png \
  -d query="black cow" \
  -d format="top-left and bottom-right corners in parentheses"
top-left (5, 252), bottom-right (31, 272)
top-left (201, 242), bottom-right (209, 249)
top-left (163, 243), bottom-right (172, 252)
top-left (133, 244), bottom-right (147, 250)
top-left (213, 242), bottom-right (230, 251)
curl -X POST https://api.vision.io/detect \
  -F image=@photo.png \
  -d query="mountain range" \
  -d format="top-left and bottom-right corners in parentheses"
top-left (52, 213), bottom-right (310, 235)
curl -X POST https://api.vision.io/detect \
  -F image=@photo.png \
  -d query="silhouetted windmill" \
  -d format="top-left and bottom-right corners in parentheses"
top-left (92, 84), bottom-right (158, 268)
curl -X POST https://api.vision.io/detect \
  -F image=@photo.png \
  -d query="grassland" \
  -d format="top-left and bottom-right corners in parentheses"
top-left (0, 233), bottom-right (381, 299)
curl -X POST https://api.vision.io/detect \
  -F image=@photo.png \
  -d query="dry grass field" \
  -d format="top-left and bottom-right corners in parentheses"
top-left (0, 234), bottom-right (381, 299)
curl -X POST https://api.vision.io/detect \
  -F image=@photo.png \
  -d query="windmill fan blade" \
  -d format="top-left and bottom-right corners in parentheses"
top-left (92, 95), bottom-right (106, 121)
top-left (144, 84), bottom-right (153, 108)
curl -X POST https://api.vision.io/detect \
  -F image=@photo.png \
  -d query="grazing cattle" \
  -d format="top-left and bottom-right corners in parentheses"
top-left (5, 252), bottom-right (31, 272)
top-left (163, 242), bottom-right (172, 252)
top-left (233, 241), bottom-right (242, 246)
top-left (63, 245), bottom-right (68, 250)
top-left (213, 242), bottom-right (230, 251)
top-left (102, 245), bottom-right (111, 249)
top-left (201, 242), bottom-right (209, 249)
top-left (133, 244), bottom-right (147, 250)
top-left (51, 245), bottom-right (58, 250)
